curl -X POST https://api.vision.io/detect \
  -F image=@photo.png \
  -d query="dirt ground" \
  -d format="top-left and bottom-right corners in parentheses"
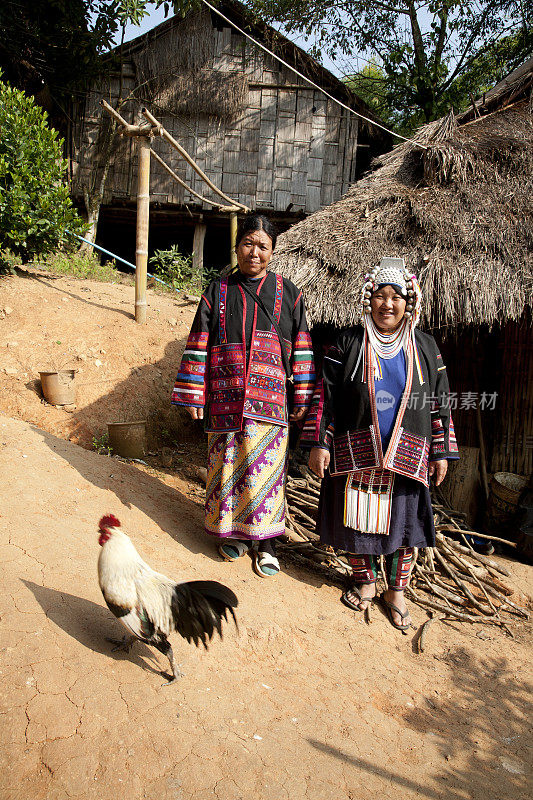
top-left (0, 268), bottom-right (531, 800)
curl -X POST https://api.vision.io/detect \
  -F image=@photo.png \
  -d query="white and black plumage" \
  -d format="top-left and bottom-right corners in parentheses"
top-left (97, 515), bottom-right (238, 683)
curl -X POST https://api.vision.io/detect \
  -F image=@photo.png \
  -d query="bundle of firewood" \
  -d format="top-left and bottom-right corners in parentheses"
top-left (280, 471), bottom-right (530, 641)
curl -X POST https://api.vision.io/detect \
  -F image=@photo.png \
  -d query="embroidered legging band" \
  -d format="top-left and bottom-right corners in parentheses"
top-left (348, 547), bottom-right (415, 591)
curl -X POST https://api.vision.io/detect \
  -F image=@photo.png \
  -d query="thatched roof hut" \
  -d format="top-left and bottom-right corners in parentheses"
top-left (69, 1), bottom-right (390, 271)
top-left (272, 60), bottom-right (533, 481)
top-left (271, 59), bottom-right (533, 332)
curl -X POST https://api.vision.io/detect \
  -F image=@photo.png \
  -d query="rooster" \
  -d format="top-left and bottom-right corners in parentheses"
top-left (97, 514), bottom-right (238, 683)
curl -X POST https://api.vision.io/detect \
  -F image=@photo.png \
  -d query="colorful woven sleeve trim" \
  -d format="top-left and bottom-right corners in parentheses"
top-left (300, 377), bottom-right (324, 446)
top-left (429, 399), bottom-right (459, 459)
top-left (448, 415), bottom-right (459, 453)
top-left (324, 423), bottom-right (334, 450)
top-left (171, 331), bottom-right (209, 408)
top-left (291, 331), bottom-right (315, 407)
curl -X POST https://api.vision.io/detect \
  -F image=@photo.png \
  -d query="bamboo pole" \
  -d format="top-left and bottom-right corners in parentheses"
top-left (230, 211), bottom-right (238, 270)
top-left (149, 149), bottom-right (240, 211)
top-left (141, 108), bottom-right (250, 212)
top-left (101, 99), bottom-right (250, 324)
top-left (101, 99), bottom-right (137, 134)
top-left (476, 403), bottom-right (490, 499)
top-left (135, 135), bottom-right (151, 324)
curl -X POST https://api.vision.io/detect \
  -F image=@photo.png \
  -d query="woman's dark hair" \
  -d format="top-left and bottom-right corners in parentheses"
top-left (235, 214), bottom-right (278, 250)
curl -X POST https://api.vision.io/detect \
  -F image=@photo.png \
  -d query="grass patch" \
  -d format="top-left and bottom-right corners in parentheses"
top-left (36, 250), bottom-right (126, 282)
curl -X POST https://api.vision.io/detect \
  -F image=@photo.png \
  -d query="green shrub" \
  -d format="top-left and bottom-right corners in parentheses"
top-left (149, 245), bottom-right (219, 293)
top-left (0, 75), bottom-right (86, 259)
top-left (92, 432), bottom-right (112, 456)
top-left (149, 245), bottom-right (194, 289)
top-left (39, 249), bottom-right (121, 282)
top-left (0, 249), bottom-right (19, 275)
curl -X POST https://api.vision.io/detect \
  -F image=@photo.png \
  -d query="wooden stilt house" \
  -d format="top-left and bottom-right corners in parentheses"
top-left (271, 59), bottom-right (533, 487)
top-left (67, 0), bottom-right (389, 270)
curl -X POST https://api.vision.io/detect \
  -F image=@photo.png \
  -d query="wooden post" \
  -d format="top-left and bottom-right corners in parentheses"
top-left (135, 135), bottom-right (151, 324)
top-left (193, 220), bottom-right (206, 279)
top-left (230, 211), bottom-right (238, 270)
top-left (101, 101), bottom-right (249, 320)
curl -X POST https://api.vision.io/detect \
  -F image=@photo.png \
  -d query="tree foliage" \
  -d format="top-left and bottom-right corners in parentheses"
top-left (0, 77), bottom-right (86, 258)
top-left (345, 63), bottom-right (398, 129)
top-left (0, 1), bottom-right (192, 103)
top-left (0, 0), bottom-right (194, 246)
top-left (246, 0), bottom-right (532, 132)
top-left (0, 1), bottom-right (118, 100)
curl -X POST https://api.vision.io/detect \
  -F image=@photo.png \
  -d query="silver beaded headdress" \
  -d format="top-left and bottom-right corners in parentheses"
top-left (361, 257), bottom-right (421, 324)
top-left (352, 256), bottom-right (425, 385)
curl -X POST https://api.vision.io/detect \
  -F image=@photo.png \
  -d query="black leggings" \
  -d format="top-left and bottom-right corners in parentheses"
top-left (236, 537), bottom-right (277, 555)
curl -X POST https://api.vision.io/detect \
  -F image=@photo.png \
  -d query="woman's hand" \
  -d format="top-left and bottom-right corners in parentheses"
top-left (289, 407), bottom-right (306, 423)
top-left (309, 447), bottom-right (330, 478)
top-left (187, 407), bottom-right (204, 420)
top-left (429, 459), bottom-right (448, 486)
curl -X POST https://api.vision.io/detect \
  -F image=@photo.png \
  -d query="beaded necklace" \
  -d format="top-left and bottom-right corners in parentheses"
top-left (365, 315), bottom-right (409, 360)
top-left (351, 315), bottom-right (409, 381)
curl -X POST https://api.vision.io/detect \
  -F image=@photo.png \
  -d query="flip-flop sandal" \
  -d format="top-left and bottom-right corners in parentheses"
top-left (341, 586), bottom-right (375, 612)
top-left (253, 551), bottom-right (280, 578)
top-left (218, 540), bottom-right (251, 562)
top-left (379, 592), bottom-right (411, 633)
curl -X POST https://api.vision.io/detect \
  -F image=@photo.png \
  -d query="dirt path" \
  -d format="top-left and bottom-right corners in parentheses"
top-left (0, 270), bottom-right (531, 800)
top-left (0, 266), bottom-right (197, 450)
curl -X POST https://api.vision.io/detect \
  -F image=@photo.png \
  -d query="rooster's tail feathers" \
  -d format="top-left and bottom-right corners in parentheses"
top-left (170, 580), bottom-right (238, 648)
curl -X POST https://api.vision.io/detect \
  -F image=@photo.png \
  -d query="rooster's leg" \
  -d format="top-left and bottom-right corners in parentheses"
top-left (106, 634), bottom-right (136, 653)
top-left (157, 640), bottom-right (185, 685)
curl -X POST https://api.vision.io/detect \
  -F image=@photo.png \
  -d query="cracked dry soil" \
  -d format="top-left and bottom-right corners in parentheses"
top-left (0, 269), bottom-right (532, 800)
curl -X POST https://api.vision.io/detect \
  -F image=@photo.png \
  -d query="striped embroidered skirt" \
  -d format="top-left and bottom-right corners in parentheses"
top-left (205, 418), bottom-right (288, 540)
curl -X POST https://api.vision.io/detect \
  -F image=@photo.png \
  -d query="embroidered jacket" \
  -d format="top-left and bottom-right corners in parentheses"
top-left (172, 271), bottom-right (315, 433)
top-left (301, 326), bottom-right (458, 487)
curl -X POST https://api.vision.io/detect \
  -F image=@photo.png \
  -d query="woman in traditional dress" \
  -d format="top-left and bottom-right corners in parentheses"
top-left (306, 258), bottom-right (458, 630)
top-left (172, 215), bottom-right (315, 577)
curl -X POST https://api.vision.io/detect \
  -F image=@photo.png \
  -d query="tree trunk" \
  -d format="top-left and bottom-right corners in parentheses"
top-left (78, 115), bottom-right (118, 251)
top-left (79, 193), bottom-right (103, 252)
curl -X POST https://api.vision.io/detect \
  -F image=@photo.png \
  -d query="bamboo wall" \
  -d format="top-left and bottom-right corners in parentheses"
top-left (440, 318), bottom-right (532, 479)
top-left (491, 316), bottom-right (533, 476)
top-left (70, 13), bottom-right (361, 215)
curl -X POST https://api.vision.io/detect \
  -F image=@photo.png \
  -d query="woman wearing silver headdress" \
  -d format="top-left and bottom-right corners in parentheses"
top-left (305, 258), bottom-right (459, 630)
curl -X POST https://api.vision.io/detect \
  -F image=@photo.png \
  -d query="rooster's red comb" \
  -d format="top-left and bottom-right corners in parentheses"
top-left (99, 514), bottom-right (121, 530)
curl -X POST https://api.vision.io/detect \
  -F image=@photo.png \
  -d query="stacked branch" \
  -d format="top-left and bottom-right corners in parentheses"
top-left (280, 471), bottom-right (530, 636)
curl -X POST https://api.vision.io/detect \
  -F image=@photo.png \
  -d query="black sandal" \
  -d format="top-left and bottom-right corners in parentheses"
top-left (379, 592), bottom-right (411, 633)
top-left (341, 585), bottom-right (375, 612)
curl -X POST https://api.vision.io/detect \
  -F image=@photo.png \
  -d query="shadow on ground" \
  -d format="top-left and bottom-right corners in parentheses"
top-left (309, 645), bottom-right (532, 800)
top-left (22, 580), bottom-right (164, 677)
top-left (32, 424), bottom-right (219, 563)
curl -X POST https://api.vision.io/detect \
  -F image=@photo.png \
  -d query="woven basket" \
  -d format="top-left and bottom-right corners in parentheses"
top-left (492, 472), bottom-right (527, 505)
top-left (485, 472), bottom-right (527, 536)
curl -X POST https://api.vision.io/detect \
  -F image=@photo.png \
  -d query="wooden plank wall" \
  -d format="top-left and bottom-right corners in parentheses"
top-left (70, 17), bottom-right (359, 214)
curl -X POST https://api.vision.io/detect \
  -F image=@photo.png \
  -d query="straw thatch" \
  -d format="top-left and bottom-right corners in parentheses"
top-left (140, 69), bottom-right (249, 120)
top-left (131, 7), bottom-right (248, 120)
top-left (271, 64), bottom-right (533, 330)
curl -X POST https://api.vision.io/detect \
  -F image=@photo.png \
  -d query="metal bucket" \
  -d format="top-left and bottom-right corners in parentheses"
top-left (39, 370), bottom-right (76, 405)
top-left (107, 420), bottom-right (146, 459)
